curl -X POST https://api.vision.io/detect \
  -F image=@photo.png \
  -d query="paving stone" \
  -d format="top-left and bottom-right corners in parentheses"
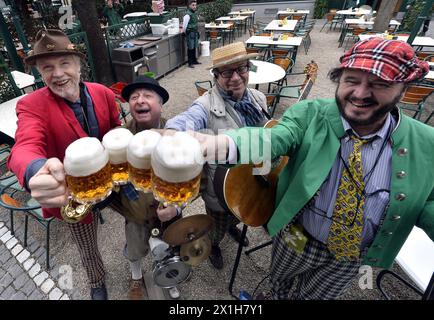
top-left (40, 278), bottom-right (55, 294)
top-left (13, 272), bottom-right (29, 290)
top-left (34, 271), bottom-right (48, 286)
top-left (0, 268), bottom-right (6, 280)
top-left (11, 244), bottom-right (23, 256)
top-left (0, 226), bottom-right (8, 237)
top-left (0, 273), bottom-right (13, 288)
top-left (27, 289), bottom-right (45, 300)
top-left (0, 230), bottom-right (12, 243)
top-left (8, 264), bottom-right (24, 278)
top-left (48, 287), bottom-right (63, 300)
top-left (20, 279), bottom-right (37, 297)
top-left (23, 257), bottom-right (35, 271)
top-left (29, 263), bottom-right (41, 278)
top-left (0, 244), bottom-right (7, 255)
top-left (0, 222), bottom-right (4, 228)
top-left (0, 285), bottom-right (15, 299)
top-left (0, 249), bottom-right (11, 263)
top-left (5, 237), bottom-right (18, 249)
top-left (10, 291), bottom-right (27, 300)
top-left (16, 249), bottom-right (30, 263)
top-left (2, 257), bottom-right (15, 270)
top-left (60, 294), bottom-right (70, 300)
top-left (27, 239), bottom-right (40, 253)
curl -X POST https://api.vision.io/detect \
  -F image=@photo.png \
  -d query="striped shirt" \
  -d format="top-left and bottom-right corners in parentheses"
top-left (299, 113), bottom-right (396, 249)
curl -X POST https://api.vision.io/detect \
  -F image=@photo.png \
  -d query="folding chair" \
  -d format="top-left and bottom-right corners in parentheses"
top-left (398, 85), bottom-right (434, 120)
top-left (194, 80), bottom-right (212, 96)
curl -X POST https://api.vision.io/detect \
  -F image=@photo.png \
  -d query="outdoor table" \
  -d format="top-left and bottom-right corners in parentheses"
top-left (123, 12), bottom-right (147, 19)
top-left (205, 23), bottom-right (234, 45)
top-left (245, 35), bottom-right (303, 62)
top-left (336, 9), bottom-right (374, 16)
top-left (277, 9), bottom-right (310, 15)
top-left (216, 16), bottom-right (249, 34)
top-left (358, 34), bottom-right (434, 48)
top-left (228, 10), bottom-right (256, 25)
top-left (264, 20), bottom-right (298, 32)
top-left (0, 95), bottom-right (23, 144)
top-left (11, 71), bottom-right (35, 92)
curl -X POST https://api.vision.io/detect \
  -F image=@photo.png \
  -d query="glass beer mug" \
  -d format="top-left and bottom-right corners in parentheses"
top-left (102, 127), bottom-right (133, 185)
top-left (62, 137), bottom-right (113, 223)
top-left (151, 132), bottom-right (204, 207)
top-left (127, 130), bottom-right (161, 193)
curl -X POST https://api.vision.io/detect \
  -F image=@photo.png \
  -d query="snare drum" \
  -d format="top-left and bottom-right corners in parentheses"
top-left (152, 255), bottom-right (192, 288)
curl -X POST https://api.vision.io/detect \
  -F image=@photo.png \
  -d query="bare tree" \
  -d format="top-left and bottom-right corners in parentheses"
top-left (373, 0), bottom-right (400, 32)
top-left (74, 0), bottom-right (114, 84)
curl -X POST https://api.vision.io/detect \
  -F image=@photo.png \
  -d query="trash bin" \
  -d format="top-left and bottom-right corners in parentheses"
top-left (201, 41), bottom-right (210, 57)
top-left (111, 46), bottom-right (147, 83)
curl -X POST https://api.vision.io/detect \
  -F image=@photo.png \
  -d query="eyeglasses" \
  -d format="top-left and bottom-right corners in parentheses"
top-left (217, 64), bottom-right (250, 79)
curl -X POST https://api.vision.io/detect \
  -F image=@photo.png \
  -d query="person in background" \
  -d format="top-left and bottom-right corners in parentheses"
top-left (103, 0), bottom-right (124, 26)
top-left (182, 0), bottom-right (201, 68)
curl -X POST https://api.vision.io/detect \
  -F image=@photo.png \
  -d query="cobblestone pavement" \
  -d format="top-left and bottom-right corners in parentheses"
top-left (0, 16), bottom-right (433, 300)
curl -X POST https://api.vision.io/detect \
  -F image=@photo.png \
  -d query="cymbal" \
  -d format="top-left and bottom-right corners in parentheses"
top-left (180, 235), bottom-right (211, 266)
top-left (162, 215), bottom-right (214, 246)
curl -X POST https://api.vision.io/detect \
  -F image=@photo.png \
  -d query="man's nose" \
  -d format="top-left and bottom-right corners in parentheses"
top-left (52, 66), bottom-right (64, 78)
top-left (351, 83), bottom-right (372, 100)
top-left (230, 70), bottom-right (242, 80)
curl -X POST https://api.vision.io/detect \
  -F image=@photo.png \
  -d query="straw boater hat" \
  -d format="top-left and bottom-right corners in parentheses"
top-left (208, 42), bottom-right (259, 70)
top-left (24, 29), bottom-right (86, 66)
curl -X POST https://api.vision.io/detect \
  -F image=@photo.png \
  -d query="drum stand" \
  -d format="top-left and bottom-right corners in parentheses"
top-left (228, 224), bottom-right (273, 299)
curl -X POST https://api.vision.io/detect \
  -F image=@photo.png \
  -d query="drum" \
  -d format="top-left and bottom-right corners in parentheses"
top-left (63, 137), bottom-right (113, 204)
top-left (151, 132), bottom-right (204, 206)
top-left (152, 255), bottom-right (192, 288)
top-left (127, 130), bottom-right (161, 192)
top-left (102, 127), bottom-right (133, 185)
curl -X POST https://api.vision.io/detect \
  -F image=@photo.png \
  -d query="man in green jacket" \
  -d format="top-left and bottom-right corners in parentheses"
top-left (103, 0), bottom-right (124, 26)
top-left (182, 0), bottom-right (201, 68)
top-left (189, 37), bottom-right (433, 299)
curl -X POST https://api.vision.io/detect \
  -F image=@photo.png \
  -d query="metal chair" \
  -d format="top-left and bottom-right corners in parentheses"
top-left (0, 153), bottom-right (54, 270)
top-left (194, 80), bottom-right (212, 96)
top-left (266, 55), bottom-right (295, 93)
top-left (398, 85), bottom-right (434, 120)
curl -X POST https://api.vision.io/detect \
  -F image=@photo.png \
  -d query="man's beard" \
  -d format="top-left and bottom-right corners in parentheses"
top-left (335, 89), bottom-right (401, 127)
top-left (53, 77), bottom-right (80, 101)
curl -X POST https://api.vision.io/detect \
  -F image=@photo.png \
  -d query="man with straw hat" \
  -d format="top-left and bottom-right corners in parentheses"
top-left (8, 29), bottom-right (121, 300)
top-left (165, 42), bottom-right (269, 269)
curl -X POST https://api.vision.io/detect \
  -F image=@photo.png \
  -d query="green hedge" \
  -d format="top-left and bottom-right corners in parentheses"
top-left (197, 0), bottom-right (233, 23)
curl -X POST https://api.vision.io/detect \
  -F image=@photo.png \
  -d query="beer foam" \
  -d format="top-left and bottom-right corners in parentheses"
top-left (151, 132), bottom-right (204, 183)
top-left (102, 128), bottom-right (133, 165)
top-left (127, 130), bottom-right (161, 169)
top-left (64, 137), bottom-right (109, 177)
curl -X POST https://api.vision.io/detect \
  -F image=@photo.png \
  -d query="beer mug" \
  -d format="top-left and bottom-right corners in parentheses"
top-left (127, 130), bottom-right (161, 192)
top-left (151, 132), bottom-right (204, 207)
top-left (63, 137), bottom-right (113, 204)
top-left (102, 128), bottom-right (133, 185)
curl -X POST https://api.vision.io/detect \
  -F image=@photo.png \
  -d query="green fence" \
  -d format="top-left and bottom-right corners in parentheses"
top-left (0, 53), bottom-right (21, 104)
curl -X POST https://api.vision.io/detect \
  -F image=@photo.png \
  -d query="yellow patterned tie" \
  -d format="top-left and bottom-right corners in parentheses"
top-left (327, 135), bottom-right (369, 262)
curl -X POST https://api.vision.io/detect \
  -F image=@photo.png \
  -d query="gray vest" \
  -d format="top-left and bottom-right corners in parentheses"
top-left (196, 86), bottom-right (268, 212)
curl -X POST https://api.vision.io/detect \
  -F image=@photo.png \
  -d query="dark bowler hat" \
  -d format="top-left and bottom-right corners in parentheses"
top-left (25, 29), bottom-right (86, 65)
top-left (121, 75), bottom-right (169, 104)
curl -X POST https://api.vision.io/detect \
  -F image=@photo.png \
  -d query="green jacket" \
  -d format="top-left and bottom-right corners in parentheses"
top-left (103, 5), bottom-right (123, 26)
top-left (225, 98), bottom-right (434, 268)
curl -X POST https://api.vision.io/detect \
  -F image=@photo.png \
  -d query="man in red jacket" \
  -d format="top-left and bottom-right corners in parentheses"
top-left (7, 29), bottom-right (121, 300)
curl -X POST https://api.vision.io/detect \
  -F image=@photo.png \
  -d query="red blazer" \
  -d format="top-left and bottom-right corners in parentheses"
top-left (8, 82), bottom-right (121, 223)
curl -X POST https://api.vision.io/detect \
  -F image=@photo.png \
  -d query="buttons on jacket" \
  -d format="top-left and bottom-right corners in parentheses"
top-left (397, 148), bottom-right (408, 156)
top-left (382, 230), bottom-right (393, 236)
top-left (390, 215), bottom-right (401, 221)
top-left (396, 171), bottom-right (406, 179)
top-left (395, 193), bottom-right (406, 201)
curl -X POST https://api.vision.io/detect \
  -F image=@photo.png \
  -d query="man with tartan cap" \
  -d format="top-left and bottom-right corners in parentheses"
top-left (188, 37), bottom-right (433, 299)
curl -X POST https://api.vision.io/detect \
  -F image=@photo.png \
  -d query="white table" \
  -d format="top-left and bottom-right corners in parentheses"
top-left (337, 9), bottom-right (374, 16)
top-left (229, 10), bottom-right (256, 16)
top-left (0, 95), bottom-right (24, 140)
top-left (216, 16), bottom-right (249, 22)
top-left (344, 18), bottom-right (401, 27)
top-left (245, 35), bottom-right (303, 47)
top-left (395, 227), bottom-right (434, 292)
top-left (123, 12), bottom-right (147, 19)
top-left (358, 34), bottom-right (434, 48)
top-left (205, 23), bottom-right (233, 29)
top-left (11, 71), bottom-right (35, 91)
top-left (277, 10), bottom-right (310, 15)
top-left (264, 20), bottom-right (298, 32)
